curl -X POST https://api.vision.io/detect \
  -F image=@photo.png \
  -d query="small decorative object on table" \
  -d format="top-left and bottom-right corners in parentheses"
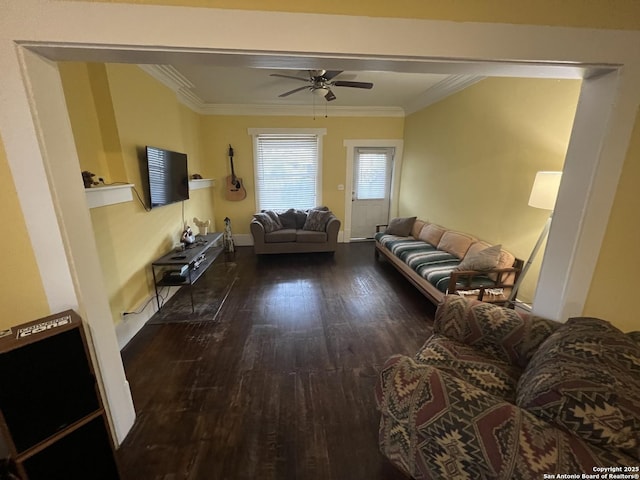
top-left (193, 217), bottom-right (210, 236)
top-left (181, 225), bottom-right (195, 245)
top-left (223, 217), bottom-right (235, 253)
top-left (81, 170), bottom-right (98, 188)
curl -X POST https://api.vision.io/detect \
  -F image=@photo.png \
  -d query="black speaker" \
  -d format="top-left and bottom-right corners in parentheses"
top-left (0, 311), bottom-right (120, 480)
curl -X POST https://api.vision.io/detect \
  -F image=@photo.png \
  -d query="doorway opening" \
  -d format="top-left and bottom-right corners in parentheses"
top-left (343, 139), bottom-right (404, 242)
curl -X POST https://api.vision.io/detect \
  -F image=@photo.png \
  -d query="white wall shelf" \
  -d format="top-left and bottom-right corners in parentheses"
top-left (85, 184), bottom-right (134, 209)
top-left (189, 178), bottom-right (215, 190)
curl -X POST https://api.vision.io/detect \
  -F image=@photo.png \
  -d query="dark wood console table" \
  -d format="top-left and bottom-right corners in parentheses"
top-left (151, 232), bottom-right (223, 312)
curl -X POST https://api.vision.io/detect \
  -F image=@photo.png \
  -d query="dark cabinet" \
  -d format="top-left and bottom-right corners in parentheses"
top-left (0, 311), bottom-right (120, 479)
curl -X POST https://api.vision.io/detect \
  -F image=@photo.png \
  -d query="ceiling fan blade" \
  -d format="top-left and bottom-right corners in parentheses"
top-left (278, 86), bottom-right (310, 97)
top-left (332, 80), bottom-right (374, 89)
top-left (324, 90), bottom-right (337, 102)
top-left (270, 73), bottom-right (309, 83)
top-left (322, 70), bottom-right (343, 81)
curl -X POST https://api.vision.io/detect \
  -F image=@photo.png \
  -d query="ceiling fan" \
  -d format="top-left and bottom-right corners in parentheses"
top-left (270, 69), bottom-right (373, 101)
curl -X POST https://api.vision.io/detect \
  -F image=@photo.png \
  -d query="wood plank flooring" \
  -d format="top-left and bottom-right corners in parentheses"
top-left (117, 242), bottom-right (435, 480)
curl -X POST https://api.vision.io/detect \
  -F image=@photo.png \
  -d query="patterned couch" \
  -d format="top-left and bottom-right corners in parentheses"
top-left (374, 217), bottom-right (523, 306)
top-left (376, 295), bottom-right (640, 479)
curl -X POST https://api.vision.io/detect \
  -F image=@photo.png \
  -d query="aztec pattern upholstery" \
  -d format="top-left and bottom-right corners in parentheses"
top-left (434, 295), bottom-right (561, 368)
top-left (517, 317), bottom-right (640, 460)
top-left (376, 296), bottom-right (640, 479)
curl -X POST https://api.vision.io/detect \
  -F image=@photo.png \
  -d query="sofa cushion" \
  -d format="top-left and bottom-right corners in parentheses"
top-left (303, 209), bottom-right (333, 232)
top-left (437, 231), bottom-right (476, 259)
top-left (263, 209), bottom-right (283, 229)
top-left (516, 317), bottom-right (640, 459)
top-left (407, 250), bottom-right (461, 292)
top-left (434, 295), bottom-right (561, 369)
top-left (496, 248), bottom-right (515, 269)
top-left (411, 219), bottom-right (427, 239)
top-left (418, 223), bottom-right (447, 246)
top-left (456, 243), bottom-right (502, 271)
top-left (296, 230), bottom-right (327, 243)
top-left (276, 208), bottom-right (300, 229)
top-left (385, 216), bottom-right (416, 236)
top-left (253, 212), bottom-right (281, 233)
top-left (265, 228), bottom-right (297, 243)
top-left (415, 334), bottom-right (522, 402)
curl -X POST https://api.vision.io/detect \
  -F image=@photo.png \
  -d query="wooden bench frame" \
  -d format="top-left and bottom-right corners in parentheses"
top-left (374, 226), bottom-right (523, 306)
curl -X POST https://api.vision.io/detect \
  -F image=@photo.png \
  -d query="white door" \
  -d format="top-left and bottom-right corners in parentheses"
top-left (350, 147), bottom-right (394, 239)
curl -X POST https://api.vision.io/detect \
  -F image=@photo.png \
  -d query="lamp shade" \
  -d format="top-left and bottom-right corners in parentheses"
top-left (528, 171), bottom-right (562, 211)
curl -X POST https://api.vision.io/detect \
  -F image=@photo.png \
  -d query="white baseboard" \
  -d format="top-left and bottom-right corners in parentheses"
top-left (232, 231), bottom-right (346, 247)
top-left (115, 286), bottom-right (180, 350)
top-left (233, 233), bottom-right (254, 246)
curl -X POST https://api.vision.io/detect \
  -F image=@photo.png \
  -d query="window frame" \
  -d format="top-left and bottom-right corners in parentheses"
top-left (353, 146), bottom-right (395, 201)
top-left (249, 128), bottom-right (326, 212)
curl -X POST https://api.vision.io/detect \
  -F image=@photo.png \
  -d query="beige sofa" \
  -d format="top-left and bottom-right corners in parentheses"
top-left (250, 208), bottom-right (340, 254)
top-left (375, 217), bottom-right (523, 305)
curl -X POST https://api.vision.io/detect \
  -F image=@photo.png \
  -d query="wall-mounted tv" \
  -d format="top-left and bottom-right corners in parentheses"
top-left (144, 146), bottom-right (189, 208)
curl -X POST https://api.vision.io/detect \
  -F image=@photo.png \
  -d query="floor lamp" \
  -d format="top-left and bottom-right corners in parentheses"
top-left (507, 171), bottom-right (562, 307)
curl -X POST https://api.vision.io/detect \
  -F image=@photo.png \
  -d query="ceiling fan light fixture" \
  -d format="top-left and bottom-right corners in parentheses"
top-left (272, 69), bottom-right (372, 102)
top-left (312, 87), bottom-right (329, 97)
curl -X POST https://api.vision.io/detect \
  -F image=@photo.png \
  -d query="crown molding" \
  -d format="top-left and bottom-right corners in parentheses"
top-left (138, 64), bottom-right (194, 90)
top-left (197, 103), bottom-right (405, 117)
top-left (139, 64), bottom-right (475, 118)
top-left (404, 75), bottom-right (486, 114)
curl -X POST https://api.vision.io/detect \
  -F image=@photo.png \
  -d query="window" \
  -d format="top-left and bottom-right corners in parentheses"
top-left (249, 128), bottom-right (326, 211)
top-left (354, 147), bottom-right (394, 200)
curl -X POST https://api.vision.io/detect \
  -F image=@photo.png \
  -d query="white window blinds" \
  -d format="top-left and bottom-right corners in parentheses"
top-left (354, 147), bottom-right (394, 200)
top-left (253, 133), bottom-right (322, 211)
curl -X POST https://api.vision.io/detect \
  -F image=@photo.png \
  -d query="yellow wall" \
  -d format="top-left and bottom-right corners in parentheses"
top-left (59, 63), bottom-right (215, 325)
top-left (0, 136), bottom-right (50, 329)
top-left (200, 115), bottom-right (404, 234)
top-left (76, 0), bottom-right (640, 30)
top-left (58, 62), bottom-right (401, 325)
top-left (59, 62), bottom-right (128, 183)
top-left (5, 1), bottom-right (640, 334)
top-left (402, 77), bottom-right (581, 303)
top-left (584, 108), bottom-right (640, 332)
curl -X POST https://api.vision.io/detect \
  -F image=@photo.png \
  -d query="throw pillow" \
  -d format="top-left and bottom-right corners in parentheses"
top-left (516, 317), bottom-right (640, 457)
top-left (293, 209), bottom-right (308, 229)
top-left (418, 224), bottom-right (446, 246)
top-left (303, 209), bottom-right (333, 232)
top-left (262, 210), bottom-right (283, 230)
top-left (385, 217), bottom-right (416, 237)
top-left (253, 212), bottom-right (281, 233)
top-left (276, 208), bottom-right (298, 229)
top-left (456, 244), bottom-right (502, 271)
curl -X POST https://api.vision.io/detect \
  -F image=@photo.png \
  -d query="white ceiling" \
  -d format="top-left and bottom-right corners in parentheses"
top-left (139, 64), bottom-right (485, 116)
top-left (33, 41), bottom-right (598, 117)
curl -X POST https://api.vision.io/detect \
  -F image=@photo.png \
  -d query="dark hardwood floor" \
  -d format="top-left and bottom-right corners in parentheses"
top-left (117, 242), bottom-right (435, 480)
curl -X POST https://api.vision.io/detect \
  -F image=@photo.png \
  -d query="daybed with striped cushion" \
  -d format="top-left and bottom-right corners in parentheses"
top-left (374, 218), bottom-right (523, 305)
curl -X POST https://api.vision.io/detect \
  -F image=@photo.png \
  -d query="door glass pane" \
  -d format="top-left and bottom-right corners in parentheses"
top-left (355, 149), bottom-right (391, 200)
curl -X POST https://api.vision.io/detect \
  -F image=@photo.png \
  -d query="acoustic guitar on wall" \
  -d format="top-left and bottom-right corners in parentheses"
top-left (225, 144), bottom-right (247, 201)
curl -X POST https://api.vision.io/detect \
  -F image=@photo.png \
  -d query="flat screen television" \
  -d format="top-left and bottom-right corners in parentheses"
top-left (144, 146), bottom-right (189, 208)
